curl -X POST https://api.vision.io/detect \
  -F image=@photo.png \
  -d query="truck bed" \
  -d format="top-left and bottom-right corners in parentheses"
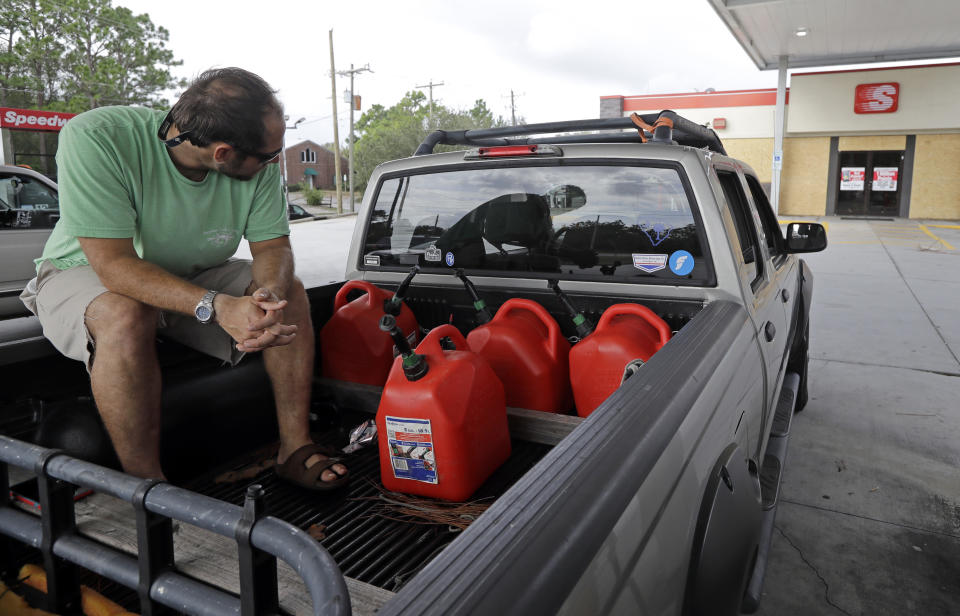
top-left (64, 401), bottom-right (561, 613)
top-left (2, 282), bottom-right (707, 613)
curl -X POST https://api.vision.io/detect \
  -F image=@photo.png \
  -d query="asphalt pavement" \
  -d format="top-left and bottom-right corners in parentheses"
top-left (756, 217), bottom-right (960, 616)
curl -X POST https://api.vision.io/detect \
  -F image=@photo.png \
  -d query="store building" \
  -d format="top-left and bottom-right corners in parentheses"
top-left (1, 107), bottom-right (77, 179)
top-left (600, 62), bottom-right (960, 220)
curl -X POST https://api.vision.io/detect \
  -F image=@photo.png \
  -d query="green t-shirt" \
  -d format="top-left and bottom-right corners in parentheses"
top-left (38, 106), bottom-right (289, 276)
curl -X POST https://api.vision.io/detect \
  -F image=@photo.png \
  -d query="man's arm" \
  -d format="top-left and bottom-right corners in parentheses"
top-left (79, 237), bottom-right (210, 314)
top-left (248, 235), bottom-right (295, 301)
top-left (78, 237), bottom-right (294, 351)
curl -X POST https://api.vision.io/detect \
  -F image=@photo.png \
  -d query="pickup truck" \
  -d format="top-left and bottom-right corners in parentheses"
top-left (0, 112), bottom-right (826, 615)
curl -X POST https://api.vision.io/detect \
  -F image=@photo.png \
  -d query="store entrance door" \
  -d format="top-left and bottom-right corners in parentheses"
top-left (836, 150), bottom-right (903, 216)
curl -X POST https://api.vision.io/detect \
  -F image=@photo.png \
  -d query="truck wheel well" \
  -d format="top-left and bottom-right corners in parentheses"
top-left (682, 443), bottom-right (763, 616)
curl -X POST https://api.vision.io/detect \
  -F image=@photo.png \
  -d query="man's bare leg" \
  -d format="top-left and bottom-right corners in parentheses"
top-left (84, 292), bottom-right (165, 479)
top-left (261, 278), bottom-right (346, 483)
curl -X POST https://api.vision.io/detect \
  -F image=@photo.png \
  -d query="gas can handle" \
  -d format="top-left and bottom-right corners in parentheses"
top-left (333, 280), bottom-right (377, 311)
top-left (418, 324), bottom-right (469, 356)
top-left (492, 298), bottom-right (566, 359)
top-left (596, 303), bottom-right (672, 349)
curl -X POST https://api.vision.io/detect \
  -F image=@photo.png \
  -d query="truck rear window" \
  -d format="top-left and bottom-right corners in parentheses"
top-left (361, 164), bottom-right (710, 283)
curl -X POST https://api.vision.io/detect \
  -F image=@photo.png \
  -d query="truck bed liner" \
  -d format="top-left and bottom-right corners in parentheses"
top-left (183, 429), bottom-right (552, 593)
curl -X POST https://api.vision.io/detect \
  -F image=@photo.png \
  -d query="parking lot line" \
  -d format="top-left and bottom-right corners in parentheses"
top-left (927, 224), bottom-right (960, 230)
top-left (917, 224), bottom-right (955, 250)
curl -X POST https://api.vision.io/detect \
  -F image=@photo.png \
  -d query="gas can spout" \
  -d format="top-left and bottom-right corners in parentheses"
top-left (380, 315), bottom-right (428, 381)
top-left (455, 269), bottom-right (493, 323)
top-left (385, 265), bottom-right (420, 316)
top-left (549, 280), bottom-right (594, 339)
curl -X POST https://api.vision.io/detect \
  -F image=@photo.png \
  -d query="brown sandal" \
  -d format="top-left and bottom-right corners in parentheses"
top-left (276, 444), bottom-right (350, 491)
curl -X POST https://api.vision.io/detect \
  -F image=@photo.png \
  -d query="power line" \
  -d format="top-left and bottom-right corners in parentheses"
top-left (298, 114), bottom-right (332, 125)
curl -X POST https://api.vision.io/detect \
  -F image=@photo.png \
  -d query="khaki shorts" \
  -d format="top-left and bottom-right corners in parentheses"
top-left (20, 259), bottom-right (254, 370)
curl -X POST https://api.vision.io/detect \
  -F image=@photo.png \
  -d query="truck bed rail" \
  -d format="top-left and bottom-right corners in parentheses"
top-left (0, 435), bottom-right (351, 616)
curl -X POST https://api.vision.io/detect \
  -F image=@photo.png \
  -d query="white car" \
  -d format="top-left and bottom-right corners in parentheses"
top-left (0, 165), bottom-right (59, 318)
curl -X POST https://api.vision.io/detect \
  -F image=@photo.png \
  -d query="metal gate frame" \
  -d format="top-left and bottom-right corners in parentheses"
top-left (0, 434), bottom-right (350, 615)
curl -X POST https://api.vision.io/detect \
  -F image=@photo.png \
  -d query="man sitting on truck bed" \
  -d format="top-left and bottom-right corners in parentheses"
top-left (19, 67), bottom-right (348, 489)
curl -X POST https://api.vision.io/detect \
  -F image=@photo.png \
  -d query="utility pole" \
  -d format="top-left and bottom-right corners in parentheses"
top-left (415, 79), bottom-right (444, 129)
top-left (328, 29), bottom-right (343, 215)
top-left (281, 115), bottom-right (305, 201)
top-left (505, 90), bottom-right (523, 126)
top-left (337, 63), bottom-right (372, 212)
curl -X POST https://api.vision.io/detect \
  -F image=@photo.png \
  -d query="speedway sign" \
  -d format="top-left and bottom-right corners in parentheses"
top-left (1, 107), bottom-right (76, 132)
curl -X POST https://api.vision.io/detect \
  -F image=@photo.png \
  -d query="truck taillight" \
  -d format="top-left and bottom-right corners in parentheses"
top-left (464, 144), bottom-right (563, 159)
top-left (479, 145), bottom-right (538, 157)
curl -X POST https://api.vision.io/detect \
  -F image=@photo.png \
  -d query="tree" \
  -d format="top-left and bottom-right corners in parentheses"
top-left (0, 0), bottom-right (183, 174)
top-left (353, 91), bottom-right (430, 191)
top-left (0, 2), bottom-right (29, 107)
top-left (13, 0), bottom-right (65, 110)
top-left (60, 0), bottom-right (184, 111)
top-left (353, 92), bottom-right (507, 190)
top-left (0, 0), bottom-right (182, 110)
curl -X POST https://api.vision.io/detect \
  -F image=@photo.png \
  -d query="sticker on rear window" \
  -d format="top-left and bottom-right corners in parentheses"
top-left (669, 250), bottom-right (695, 276)
top-left (364, 255), bottom-right (381, 266)
top-left (632, 254), bottom-right (667, 273)
top-left (445, 252), bottom-right (455, 266)
top-left (642, 223), bottom-right (673, 246)
top-left (385, 416), bottom-right (437, 484)
top-left (425, 245), bottom-right (442, 262)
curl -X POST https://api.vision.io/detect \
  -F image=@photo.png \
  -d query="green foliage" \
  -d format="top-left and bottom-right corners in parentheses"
top-left (353, 91), bottom-right (508, 191)
top-left (302, 186), bottom-right (326, 206)
top-left (0, 0), bottom-right (183, 110)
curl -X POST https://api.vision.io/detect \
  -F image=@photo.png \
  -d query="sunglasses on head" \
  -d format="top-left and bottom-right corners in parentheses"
top-left (157, 110), bottom-right (195, 148)
top-left (157, 110), bottom-right (280, 163)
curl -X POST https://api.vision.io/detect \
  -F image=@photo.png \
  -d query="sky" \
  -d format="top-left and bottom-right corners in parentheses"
top-left (116, 0), bottom-right (782, 148)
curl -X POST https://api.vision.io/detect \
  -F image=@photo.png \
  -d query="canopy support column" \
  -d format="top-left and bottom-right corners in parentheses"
top-left (771, 55), bottom-right (788, 214)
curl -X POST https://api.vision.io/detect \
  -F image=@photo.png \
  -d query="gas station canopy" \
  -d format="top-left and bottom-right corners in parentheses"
top-left (708, 0), bottom-right (960, 70)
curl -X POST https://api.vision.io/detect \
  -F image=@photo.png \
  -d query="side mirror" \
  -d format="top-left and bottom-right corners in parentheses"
top-left (785, 222), bottom-right (827, 253)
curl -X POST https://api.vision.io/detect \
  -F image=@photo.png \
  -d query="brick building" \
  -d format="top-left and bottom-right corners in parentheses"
top-left (282, 140), bottom-right (347, 190)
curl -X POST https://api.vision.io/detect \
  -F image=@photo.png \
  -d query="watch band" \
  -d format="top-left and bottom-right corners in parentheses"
top-left (195, 290), bottom-right (218, 324)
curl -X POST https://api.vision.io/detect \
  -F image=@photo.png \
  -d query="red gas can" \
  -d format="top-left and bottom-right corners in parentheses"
top-left (376, 323), bottom-right (510, 501)
top-left (320, 280), bottom-right (418, 386)
top-left (569, 303), bottom-right (672, 417)
top-left (466, 298), bottom-right (572, 413)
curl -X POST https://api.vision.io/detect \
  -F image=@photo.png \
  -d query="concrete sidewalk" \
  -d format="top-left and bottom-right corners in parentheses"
top-left (287, 190), bottom-right (360, 218)
top-left (757, 217), bottom-right (960, 615)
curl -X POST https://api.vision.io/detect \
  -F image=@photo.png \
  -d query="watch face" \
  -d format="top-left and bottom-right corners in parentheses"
top-left (196, 305), bottom-right (212, 322)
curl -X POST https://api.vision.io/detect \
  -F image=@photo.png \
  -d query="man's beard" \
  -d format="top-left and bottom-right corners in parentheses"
top-left (217, 159), bottom-right (257, 181)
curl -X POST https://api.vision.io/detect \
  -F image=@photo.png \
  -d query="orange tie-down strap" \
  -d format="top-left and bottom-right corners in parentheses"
top-left (630, 113), bottom-right (674, 142)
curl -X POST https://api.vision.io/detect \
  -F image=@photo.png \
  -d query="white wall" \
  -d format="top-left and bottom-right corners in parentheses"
top-left (624, 105), bottom-right (776, 139)
top-left (788, 64), bottom-right (960, 134)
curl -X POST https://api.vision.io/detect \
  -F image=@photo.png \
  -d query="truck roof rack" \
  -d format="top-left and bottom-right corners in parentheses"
top-left (414, 110), bottom-right (726, 156)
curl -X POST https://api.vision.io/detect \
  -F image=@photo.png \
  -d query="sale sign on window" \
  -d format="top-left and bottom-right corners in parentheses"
top-left (873, 167), bottom-right (899, 191)
top-left (854, 83), bottom-right (899, 114)
top-left (840, 167), bottom-right (865, 191)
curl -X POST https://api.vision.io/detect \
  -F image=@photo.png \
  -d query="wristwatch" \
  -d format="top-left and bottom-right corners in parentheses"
top-left (194, 290), bottom-right (218, 324)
